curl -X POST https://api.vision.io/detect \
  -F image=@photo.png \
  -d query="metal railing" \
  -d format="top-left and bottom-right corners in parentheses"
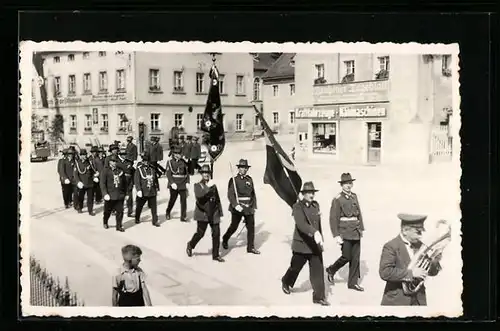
top-left (29, 256), bottom-right (84, 306)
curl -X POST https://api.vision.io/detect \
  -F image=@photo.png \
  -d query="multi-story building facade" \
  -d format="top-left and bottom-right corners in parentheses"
top-left (31, 51), bottom-right (256, 147)
top-left (293, 53), bottom-right (454, 165)
top-left (261, 53), bottom-right (296, 135)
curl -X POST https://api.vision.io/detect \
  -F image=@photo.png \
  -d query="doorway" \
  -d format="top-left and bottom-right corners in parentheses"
top-left (367, 122), bottom-right (382, 164)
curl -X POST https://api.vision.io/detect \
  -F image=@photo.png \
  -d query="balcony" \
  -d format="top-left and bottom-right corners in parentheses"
top-left (116, 127), bottom-right (129, 135)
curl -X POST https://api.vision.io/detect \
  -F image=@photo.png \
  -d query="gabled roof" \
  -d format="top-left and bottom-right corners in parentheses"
top-left (253, 53), bottom-right (282, 71)
top-left (261, 53), bottom-right (295, 81)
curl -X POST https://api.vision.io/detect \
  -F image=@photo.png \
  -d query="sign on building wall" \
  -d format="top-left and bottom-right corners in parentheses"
top-left (31, 92), bottom-right (130, 108)
top-left (296, 103), bottom-right (388, 119)
top-left (313, 80), bottom-right (390, 105)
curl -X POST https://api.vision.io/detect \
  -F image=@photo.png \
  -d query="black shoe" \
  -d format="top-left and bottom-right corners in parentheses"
top-left (135, 219), bottom-right (141, 224)
top-left (282, 282), bottom-right (291, 295)
top-left (65, 205), bottom-right (70, 209)
top-left (127, 213), bottom-right (134, 218)
top-left (222, 240), bottom-right (229, 250)
top-left (326, 268), bottom-right (336, 284)
top-left (348, 284), bottom-right (364, 292)
top-left (247, 248), bottom-right (261, 255)
top-left (186, 242), bottom-right (193, 257)
top-left (213, 256), bottom-right (225, 263)
top-left (77, 209), bottom-right (83, 214)
top-left (313, 299), bottom-right (331, 306)
top-left (103, 224), bottom-right (109, 229)
top-left (181, 218), bottom-right (188, 222)
top-left (165, 213), bottom-right (171, 220)
top-left (152, 221), bottom-right (160, 227)
top-left (116, 227), bottom-right (125, 232)
top-left (89, 211), bottom-right (96, 216)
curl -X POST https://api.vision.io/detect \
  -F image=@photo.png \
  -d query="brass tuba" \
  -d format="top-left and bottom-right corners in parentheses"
top-left (402, 219), bottom-right (452, 295)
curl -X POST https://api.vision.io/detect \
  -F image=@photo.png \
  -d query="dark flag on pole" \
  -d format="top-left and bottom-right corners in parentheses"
top-left (254, 105), bottom-right (302, 208)
top-left (200, 54), bottom-right (225, 162)
top-left (32, 52), bottom-right (49, 108)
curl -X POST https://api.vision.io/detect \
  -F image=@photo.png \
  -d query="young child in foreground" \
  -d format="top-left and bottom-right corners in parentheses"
top-left (112, 244), bottom-right (152, 306)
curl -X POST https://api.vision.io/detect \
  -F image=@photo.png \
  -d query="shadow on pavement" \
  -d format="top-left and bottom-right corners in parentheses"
top-left (335, 259), bottom-right (370, 283)
top-left (220, 222), bottom-right (270, 257)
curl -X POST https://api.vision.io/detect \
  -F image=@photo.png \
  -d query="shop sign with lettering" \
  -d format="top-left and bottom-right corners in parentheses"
top-left (296, 104), bottom-right (388, 119)
top-left (32, 93), bottom-right (129, 108)
top-left (313, 80), bottom-right (390, 105)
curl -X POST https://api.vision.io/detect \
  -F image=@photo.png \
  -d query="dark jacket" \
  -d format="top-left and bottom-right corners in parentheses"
top-left (227, 175), bottom-right (257, 215)
top-left (120, 158), bottom-right (135, 193)
top-left (166, 158), bottom-right (190, 190)
top-left (291, 199), bottom-right (323, 255)
top-left (193, 181), bottom-right (223, 223)
top-left (58, 158), bottom-right (75, 183)
top-left (89, 155), bottom-right (104, 173)
top-left (99, 167), bottom-right (128, 200)
top-left (379, 235), bottom-right (441, 306)
top-left (182, 142), bottom-right (192, 160)
top-left (145, 142), bottom-right (163, 162)
top-left (73, 159), bottom-right (94, 188)
top-left (134, 162), bottom-right (159, 197)
top-left (190, 143), bottom-right (201, 159)
top-left (125, 142), bottom-right (138, 161)
top-left (329, 191), bottom-right (365, 240)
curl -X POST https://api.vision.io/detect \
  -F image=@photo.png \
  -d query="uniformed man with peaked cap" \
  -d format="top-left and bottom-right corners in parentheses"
top-left (165, 145), bottom-right (190, 222)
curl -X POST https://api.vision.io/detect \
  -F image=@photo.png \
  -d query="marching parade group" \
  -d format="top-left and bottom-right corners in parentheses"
top-left (55, 133), bottom-right (445, 308)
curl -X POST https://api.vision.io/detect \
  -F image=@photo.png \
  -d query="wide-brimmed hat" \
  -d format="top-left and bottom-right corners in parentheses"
top-left (66, 148), bottom-right (74, 154)
top-left (199, 164), bottom-right (211, 173)
top-left (126, 136), bottom-right (133, 140)
top-left (300, 181), bottom-right (319, 193)
top-left (109, 144), bottom-right (119, 152)
top-left (398, 213), bottom-right (427, 229)
top-left (108, 155), bottom-right (119, 163)
top-left (98, 147), bottom-right (105, 153)
top-left (172, 146), bottom-right (181, 154)
top-left (236, 159), bottom-right (251, 168)
top-left (338, 173), bottom-right (356, 184)
top-left (90, 146), bottom-right (99, 153)
top-left (79, 149), bottom-right (88, 156)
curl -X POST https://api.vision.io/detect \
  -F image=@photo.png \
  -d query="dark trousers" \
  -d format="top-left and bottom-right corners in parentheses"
top-left (72, 185), bottom-right (79, 209)
top-left (94, 182), bottom-right (102, 202)
top-left (282, 252), bottom-right (326, 301)
top-left (327, 239), bottom-right (361, 287)
top-left (118, 289), bottom-right (145, 307)
top-left (135, 196), bottom-right (158, 225)
top-left (103, 199), bottom-right (124, 227)
top-left (76, 187), bottom-right (94, 213)
top-left (166, 188), bottom-right (187, 220)
top-left (223, 212), bottom-right (255, 250)
top-left (126, 190), bottom-right (134, 215)
top-left (61, 183), bottom-right (73, 206)
top-left (189, 159), bottom-right (199, 175)
top-left (189, 221), bottom-right (221, 258)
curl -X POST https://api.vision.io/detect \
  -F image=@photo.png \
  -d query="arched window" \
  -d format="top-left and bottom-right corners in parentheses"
top-left (253, 77), bottom-right (261, 101)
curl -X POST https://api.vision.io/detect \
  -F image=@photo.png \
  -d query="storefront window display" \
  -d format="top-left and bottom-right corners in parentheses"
top-left (312, 122), bottom-right (337, 154)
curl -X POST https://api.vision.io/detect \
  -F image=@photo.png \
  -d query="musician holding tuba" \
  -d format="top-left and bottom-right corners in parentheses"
top-left (379, 214), bottom-right (446, 306)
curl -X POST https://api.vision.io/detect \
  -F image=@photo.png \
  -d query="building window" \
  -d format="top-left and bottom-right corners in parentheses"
top-left (101, 114), bottom-right (109, 132)
top-left (150, 113), bottom-right (160, 131)
top-left (42, 116), bottom-right (49, 130)
top-left (116, 70), bottom-right (126, 92)
top-left (236, 75), bottom-right (245, 95)
top-left (345, 60), bottom-right (355, 75)
top-left (196, 113), bottom-right (203, 131)
top-left (83, 52), bottom-right (90, 59)
top-left (68, 75), bottom-right (76, 95)
top-left (98, 51), bottom-right (106, 57)
top-left (53, 56), bottom-right (60, 63)
top-left (174, 71), bottom-right (184, 91)
top-left (218, 74), bottom-right (225, 94)
top-left (312, 122), bottom-right (337, 154)
top-left (118, 113), bottom-right (128, 131)
top-left (92, 108), bottom-right (99, 124)
top-left (83, 73), bottom-right (91, 93)
top-left (236, 114), bottom-right (244, 131)
top-left (368, 123), bottom-right (382, 148)
top-left (272, 85), bottom-right (279, 97)
top-left (254, 114), bottom-right (260, 127)
top-left (442, 55), bottom-right (452, 77)
top-left (315, 64), bottom-right (325, 78)
top-left (253, 77), bottom-right (261, 101)
top-left (149, 69), bottom-right (161, 91)
top-left (68, 54), bottom-right (75, 61)
top-left (54, 76), bottom-right (61, 94)
top-left (289, 111), bottom-right (295, 124)
top-left (379, 56), bottom-right (390, 71)
top-left (69, 115), bottom-right (77, 129)
top-left (85, 114), bottom-right (92, 129)
top-left (196, 73), bottom-right (205, 93)
top-left (98, 71), bottom-right (108, 92)
top-left (273, 112), bottom-right (279, 124)
top-left (174, 113), bottom-right (184, 128)
top-left (290, 84), bottom-right (295, 96)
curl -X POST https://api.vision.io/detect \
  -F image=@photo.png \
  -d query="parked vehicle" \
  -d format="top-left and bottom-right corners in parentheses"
top-left (31, 130), bottom-right (50, 162)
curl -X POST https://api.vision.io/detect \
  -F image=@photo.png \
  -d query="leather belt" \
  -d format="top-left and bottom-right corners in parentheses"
top-left (340, 217), bottom-right (358, 221)
top-left (172, 174), bottom-right (187, 178)
top-left (239, 197), bottom-right (251, 201)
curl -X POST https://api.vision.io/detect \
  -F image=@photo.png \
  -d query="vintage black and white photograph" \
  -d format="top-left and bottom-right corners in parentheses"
top-left (19, 41), bottom-right (461, 318)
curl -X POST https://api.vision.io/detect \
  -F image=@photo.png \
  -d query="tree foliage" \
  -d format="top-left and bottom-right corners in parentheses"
top-left (48, 114), bottom-right (64, 142)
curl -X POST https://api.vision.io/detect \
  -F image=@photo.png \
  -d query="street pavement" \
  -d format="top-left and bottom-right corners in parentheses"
top-left (25, 139), bottom-right (463, 312)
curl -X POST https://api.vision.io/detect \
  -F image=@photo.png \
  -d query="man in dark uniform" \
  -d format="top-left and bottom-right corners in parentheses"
top-left (89, 146), bottom-right (104, 204)
top-left (186, 164), bottom-right (225, 262)
top-left (119, 149), bottom-right (135, 217)
top-left (222, 159), bottom-right (260, 255)
top-left (100, 155), bottom-right (129, 232)
top-left (326, 173), bottom-right (365, 291)
top-left (125, 135), bottom-right (138, 162)
top-left (145, 136), bottom-right (164, 176)
top-left (57, 149), bottom-right (73, 208)
top-left (190, 136), bottom-right (202, 175)
top-left (165, 146), bottom-right (190, 222)
top-left (281, 182), bottom-right (330, 306)
top-left (134, 152), bottom-right (160, 227)
top-left (379, 214), bottom-right (442, 306)
top-left (104, 144), bottom-right (121, 168)
top-left (73, 149), bottom-right (95, 215)
top-left (98, 146), bottom-right (106, 160)
top-left (67, 146), bottom-right (80, 209)
top-left (182, 135), bottom-right (193, 174)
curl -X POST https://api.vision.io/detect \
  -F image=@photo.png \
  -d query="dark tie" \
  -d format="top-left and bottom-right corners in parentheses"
top-left (410, 244), bottom-right (419, 254)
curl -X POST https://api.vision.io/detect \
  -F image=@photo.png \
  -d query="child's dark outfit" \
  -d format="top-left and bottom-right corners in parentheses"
top-left (113, 265), bottom-right (146, 306)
